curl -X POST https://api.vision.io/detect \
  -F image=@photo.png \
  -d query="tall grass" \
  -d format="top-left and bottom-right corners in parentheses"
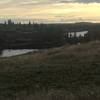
top-left (0, 41), bottom-right (100, 99)
top-left (1, 88), bottom-right (100, 100)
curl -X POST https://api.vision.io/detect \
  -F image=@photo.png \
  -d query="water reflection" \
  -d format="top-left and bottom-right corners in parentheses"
top-left (0, 49), bottom-right (37, 57)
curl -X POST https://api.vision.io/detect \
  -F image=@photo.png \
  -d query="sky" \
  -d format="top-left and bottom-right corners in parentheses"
top-left (0, 0), bottom-right (100, 23)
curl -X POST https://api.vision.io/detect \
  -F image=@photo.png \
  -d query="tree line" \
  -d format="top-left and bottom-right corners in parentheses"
top-left (0, 20), bottom-right (100, 49)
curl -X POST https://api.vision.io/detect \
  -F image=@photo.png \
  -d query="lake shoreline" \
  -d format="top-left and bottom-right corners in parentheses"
top-left (0, 49), bottom-right (38, 57)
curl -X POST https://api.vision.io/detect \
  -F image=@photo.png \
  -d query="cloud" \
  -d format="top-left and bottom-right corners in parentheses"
top-left (60, 0), bottom-right (100, 3)
top-left (0, 0), bottom-right (100, 23)
top-left (0, 0), bottom-right (12, 4)
top-left (1, 0), bottom-right (100, 6)
top-left (75, 0), bottom-right (100, 3)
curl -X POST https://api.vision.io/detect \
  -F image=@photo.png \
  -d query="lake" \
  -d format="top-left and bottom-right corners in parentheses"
top-left (0, 49), bottom-right (38, 57)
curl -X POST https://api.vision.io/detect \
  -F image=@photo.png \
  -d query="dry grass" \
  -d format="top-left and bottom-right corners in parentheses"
top-left (0, 41), bottom-right (100, 99)
top-left (49, 41), bottom-right (100, 57)
top-left (1, 88), bottom-right (100, 100)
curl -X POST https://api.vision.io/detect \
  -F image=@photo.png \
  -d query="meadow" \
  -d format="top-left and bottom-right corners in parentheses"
top-left (0, 41), bottom-right (100, 100)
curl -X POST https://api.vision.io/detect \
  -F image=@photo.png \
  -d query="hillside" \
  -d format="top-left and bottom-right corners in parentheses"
top-left (0, 41), bottom-right (100, 100)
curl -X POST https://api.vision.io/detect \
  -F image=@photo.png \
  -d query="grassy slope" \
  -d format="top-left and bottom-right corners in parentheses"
top-left (0, 41), bottom-right (100, 99)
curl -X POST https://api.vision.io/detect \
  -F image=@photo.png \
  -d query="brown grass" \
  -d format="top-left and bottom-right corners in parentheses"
top-left (0, 41), bottom-right (100, 99)
top-left (1, 87), bottom-right (100, 100)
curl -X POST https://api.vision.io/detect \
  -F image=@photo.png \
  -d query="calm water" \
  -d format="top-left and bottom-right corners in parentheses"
top-left (0, 49), bottom-right (38, 57)
top-left (68, 31), bottom-right (88, 37)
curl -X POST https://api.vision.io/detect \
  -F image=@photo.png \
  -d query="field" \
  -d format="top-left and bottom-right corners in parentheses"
top-left (0, 41), bottom-right (100, 100)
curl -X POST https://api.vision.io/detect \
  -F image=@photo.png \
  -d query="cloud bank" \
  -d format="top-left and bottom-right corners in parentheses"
top-left (0, 0), bottom-right (100, 6)
top-left (0, 0), bottom-right (100, 23)
top-left (61, 0), bottom-right (100, 3)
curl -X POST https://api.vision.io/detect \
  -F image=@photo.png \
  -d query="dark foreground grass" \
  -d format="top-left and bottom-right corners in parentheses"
top-left (0, 41), bottom-right (100, 99)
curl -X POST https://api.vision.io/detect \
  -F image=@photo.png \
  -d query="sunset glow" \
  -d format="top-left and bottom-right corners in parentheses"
top-left (0, 0), bottom-right (100, 23)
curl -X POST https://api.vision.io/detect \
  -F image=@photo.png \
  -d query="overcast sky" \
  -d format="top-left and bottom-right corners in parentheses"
top-left (0, 0), bottom-right (100, 23)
